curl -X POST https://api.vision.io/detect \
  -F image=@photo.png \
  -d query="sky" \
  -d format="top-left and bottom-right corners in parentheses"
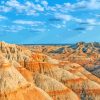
top-left (0, 0), bottom-right (100, 44)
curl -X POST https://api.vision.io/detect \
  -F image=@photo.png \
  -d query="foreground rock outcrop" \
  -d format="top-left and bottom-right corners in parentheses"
top-left (0, 55), bottom-right (52, 100)
top-left (34, 73), bottom-right (80, 100)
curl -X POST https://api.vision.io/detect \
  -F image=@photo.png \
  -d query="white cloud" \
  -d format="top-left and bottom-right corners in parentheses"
top-left (32, 28), bottom-right (46, 32)
top-left (87, 0), bottom-right (100, 9)
top-left (87, 18), bottom-right (100, 25)
top-left (87, 19), bottom-right (96, 25)
top-left (13, 20), bottom-right (34, 25)
top-left (25, 1), bottom-right (44, 15)
top-left (25, 1), bottom-right (34, 8)
top-left (74, 0), bottom-right (100, 10)
top-left (0, 0), bottom-right (100, 15)
top-left (26, 10), bottom-right (39, 16)
top-left (86, 26), bottom-right (94, 30)
top-left (96, 14), bottom-right (100, 17)
top-left (0, 0), bottom-right (100, 33)
top-left (64, 3), bottom-right (74, 9)
top-left (41, 1), bottom-right (48, 7)
top-left (51, 24), bottom-right (65, 29)
top-left (42, 0), bottom-right (100, 15)
top-left (74, 18), bottom-right (83, 23)
top-left (13, 20), bottom-right (44, 26)
top-left (0, 6), bottom-right (11, 12)
top-left (74, 1), bottom-right (86, 8)
top-left (47, 6), bottom-right (57, 11)
top-left (55, 4), bottom-right (62, 9)
top-left (0, 15), bottom-right (7, 20)
top-left (54, 13), bottom-right (83, 24)
top-left (6, 0), bottom-right (25, 12)
top-left (9, 25), bottom-right (24, 32)
top-left (6, 0), bottom-right (20, 7)
top-left (35, 4), bottom-right (44, 11)
top-left (25, 2), bottom-right (44, 11)
top-left (3, 0), bottom-right (44, 15)
top-left (52, 0), bottom-right (100, 11)
top-left (11, 25), bottom-right (24, 30)
top-left (55, 13), bottom-right (73, 21)
top-left (75, 18), bottom-right (100, 26)
top-left (0, 25), bottom-right (25, 33)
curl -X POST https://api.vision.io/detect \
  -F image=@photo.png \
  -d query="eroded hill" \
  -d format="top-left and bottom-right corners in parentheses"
top-left (0, 41), bottom-right (100, 100)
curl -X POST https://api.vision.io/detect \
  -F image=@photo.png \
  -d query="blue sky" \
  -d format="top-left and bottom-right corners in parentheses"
top-left (0, 0), bottom-right (100, 44)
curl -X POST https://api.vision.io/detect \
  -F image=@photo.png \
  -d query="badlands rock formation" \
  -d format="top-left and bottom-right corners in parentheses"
top-left (27, 42), bottom-right (100, 77)
top-left (0, 55), bottom-right (52, 100)
top-left (0, 41), bottom-right (100, 100)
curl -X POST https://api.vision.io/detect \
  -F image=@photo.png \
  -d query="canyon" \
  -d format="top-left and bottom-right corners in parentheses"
top-left (0, 41), bottom-right (100, 100)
